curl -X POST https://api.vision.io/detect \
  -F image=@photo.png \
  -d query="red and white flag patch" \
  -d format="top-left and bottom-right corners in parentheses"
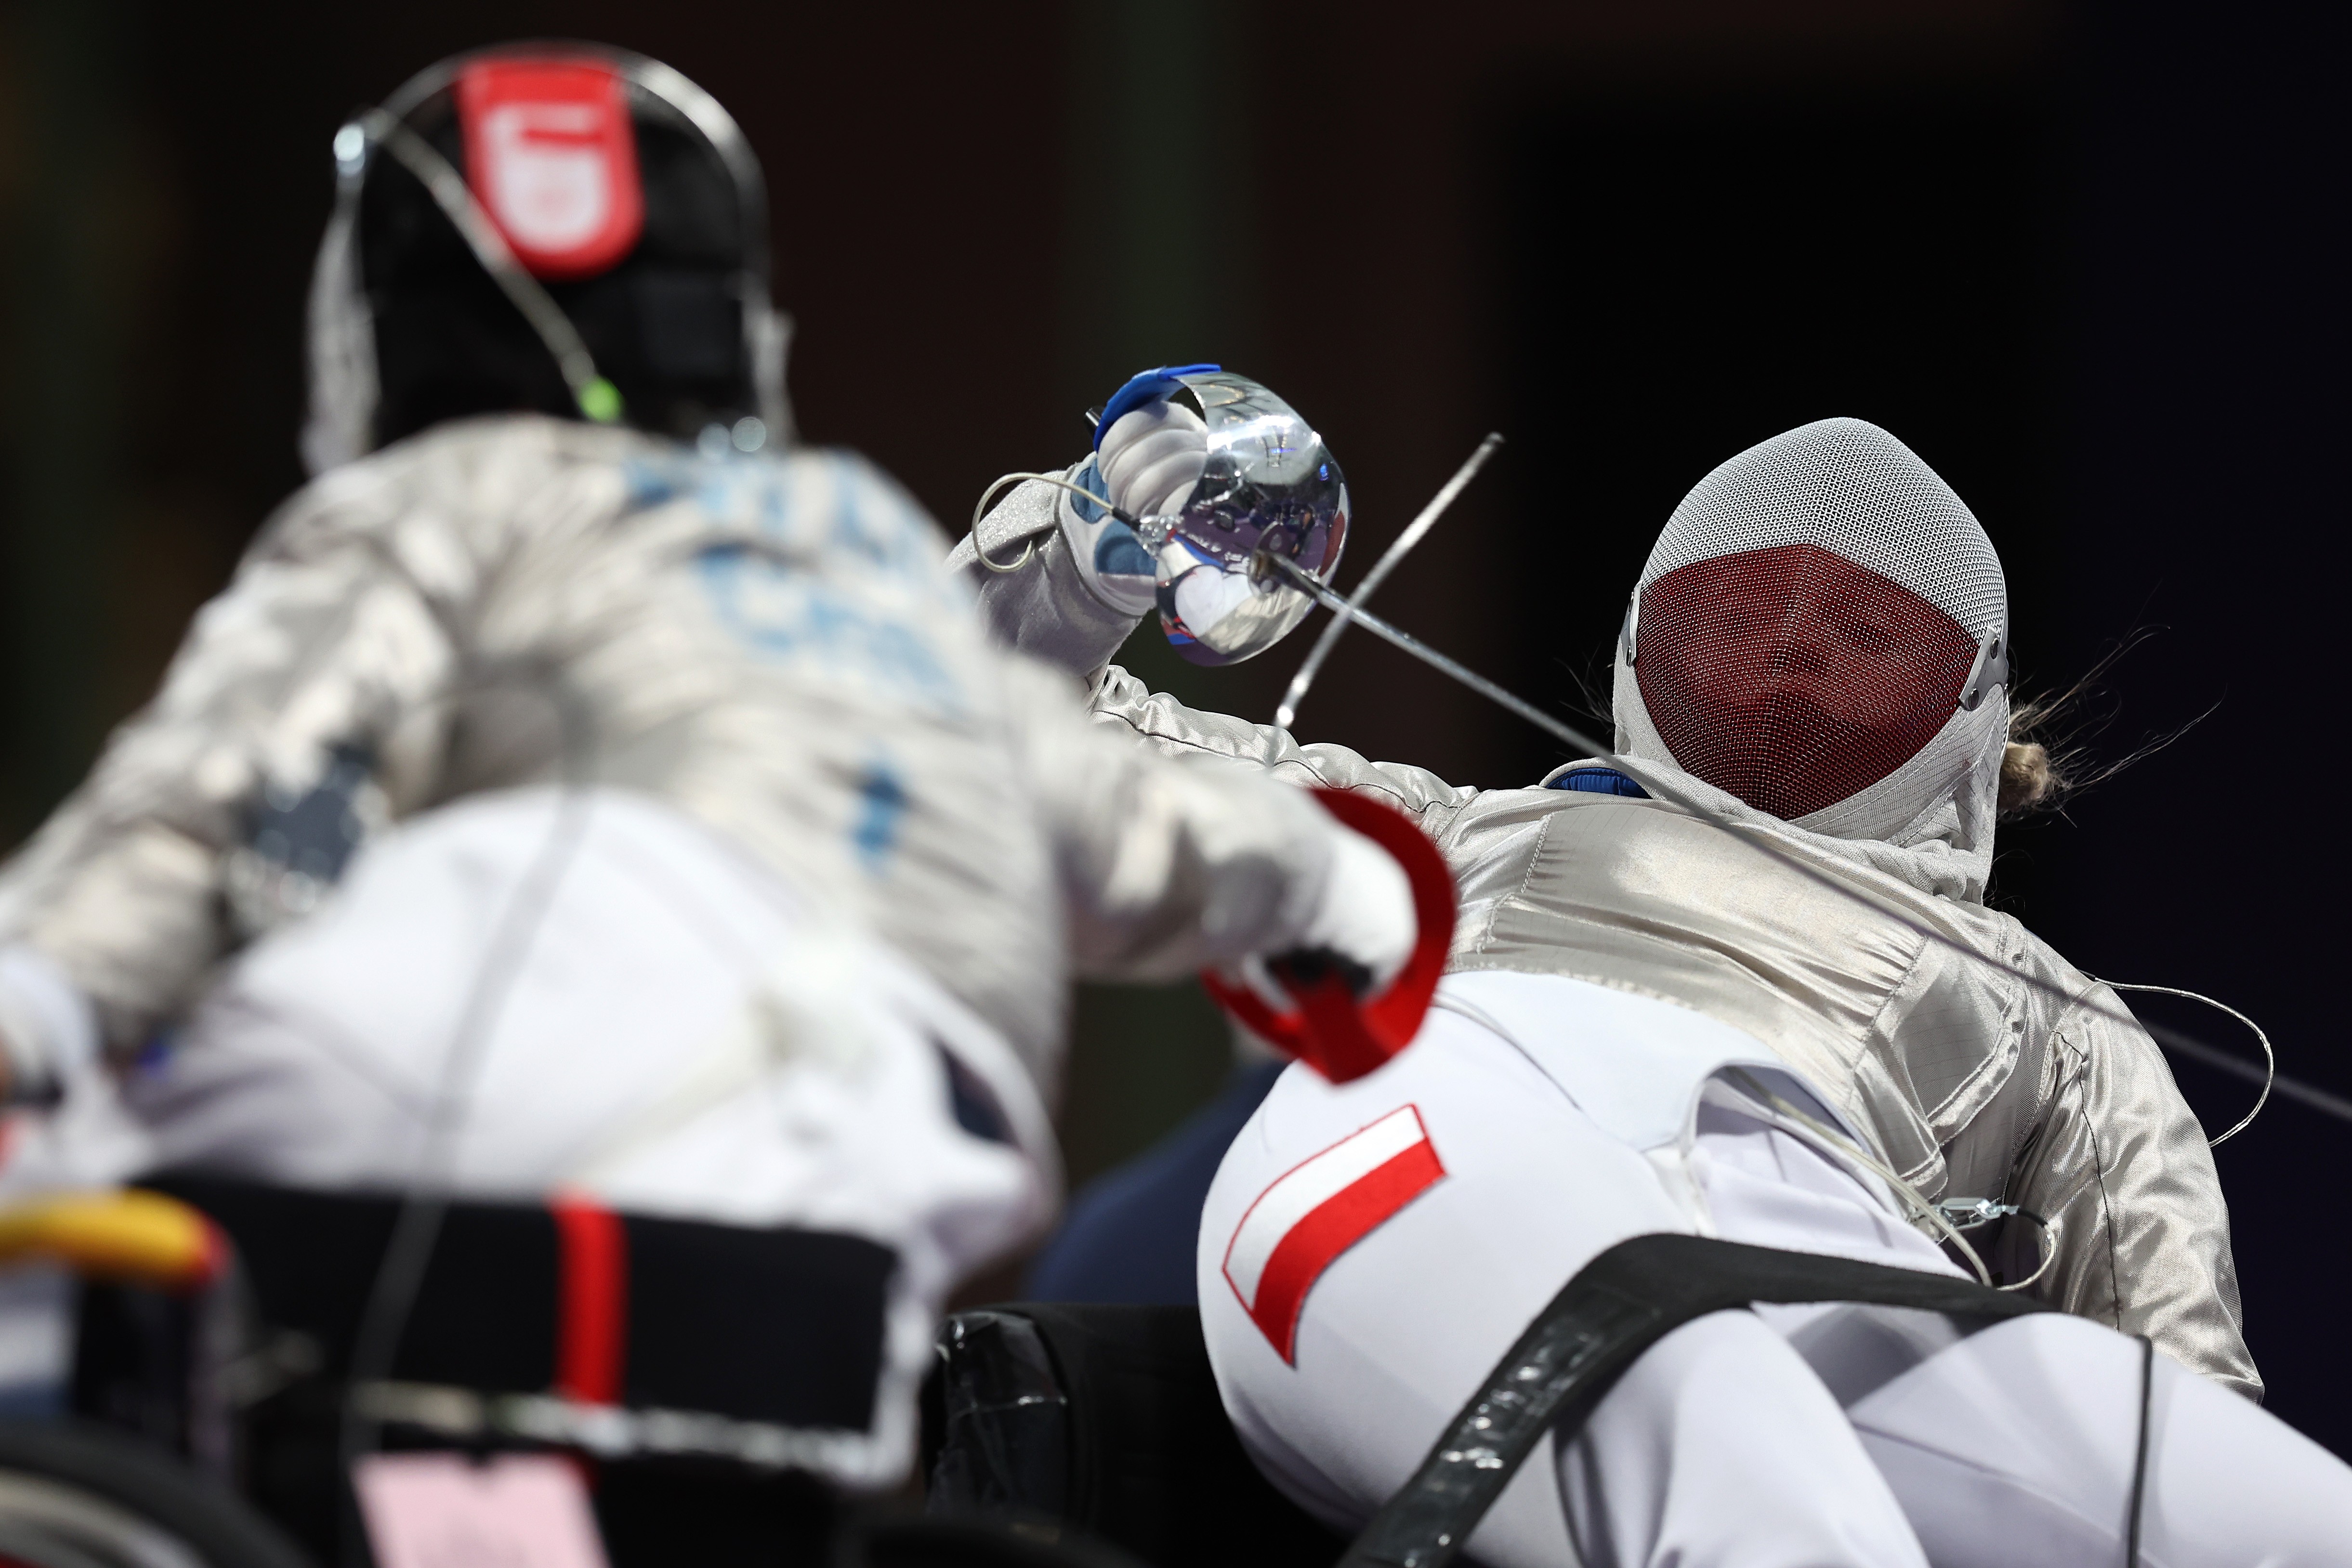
top-left (1223, 1105), bottom-right (1445, 1363)
top-left (458, 59), bottom-right (644, 280)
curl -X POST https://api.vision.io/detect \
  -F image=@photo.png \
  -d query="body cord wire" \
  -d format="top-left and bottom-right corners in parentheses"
top-left (1717, 1068), bottom-right (1995, 1287)
top-left (332, 679), bottom-right (596, 1566)
top-left (968, 471), bottom-right (1161, 574)
top-left (352, 110), bottom-right (621, 424)
top-left (2094, 979), bottom-right (2274, 1144)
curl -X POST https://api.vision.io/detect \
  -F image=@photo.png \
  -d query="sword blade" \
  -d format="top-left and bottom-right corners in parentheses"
top-left (1274, 433), bottom-right (1504, 730)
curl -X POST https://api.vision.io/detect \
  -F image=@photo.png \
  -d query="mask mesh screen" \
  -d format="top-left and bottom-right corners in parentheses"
top-left (1637, 544), bottom-right (1980, 820)
top-left (1631, 419), bottom-right (2006, 822)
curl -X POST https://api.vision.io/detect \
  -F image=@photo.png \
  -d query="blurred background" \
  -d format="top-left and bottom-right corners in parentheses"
top-left (0, 0), bottom-right (2339, 1449)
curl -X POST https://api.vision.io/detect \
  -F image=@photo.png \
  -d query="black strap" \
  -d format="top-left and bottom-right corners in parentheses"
top-left (2127, 1334), bottom-right (2154, 1566)
top-left (1340, 1233), bottom-right (2053, 1568)
top-left (142, 1175), bottom-right (896, 1429)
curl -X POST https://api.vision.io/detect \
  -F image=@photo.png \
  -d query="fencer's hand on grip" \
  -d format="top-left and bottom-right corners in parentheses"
top-left (0, 944), bottom-right (101, 1107)
top-left (1204, 790), bottom-right (1458, 1085)
top-left (1098, 399), bottom-right (1208, 523)
top-left (1275, 821), bottom-right (1415, 997)
top-left (1038, 368), bottom-right (1213, 625)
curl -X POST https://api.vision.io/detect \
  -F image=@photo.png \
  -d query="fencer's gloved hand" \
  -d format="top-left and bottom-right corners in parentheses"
top-left (1203, 789), bottom-right (1451, 1085)
top-left (1096, 376), bottom-right (1209, 523)
top-left (0, 944), bottom-right (100, 1106)
top-left (1060, 366), bottom-right (1215, 619)
top-left (1266, 821), bottom-right (1417, 1001)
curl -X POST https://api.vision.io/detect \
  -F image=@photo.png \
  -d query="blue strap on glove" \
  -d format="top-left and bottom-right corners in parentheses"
top-left (1094, 363), bottom-right (1220, 451)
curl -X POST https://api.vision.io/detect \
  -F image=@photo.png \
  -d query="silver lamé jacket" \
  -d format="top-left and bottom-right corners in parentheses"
top-left (951, 472), bottom-right (2259, 1401)
top-left (0, 416), bottom-right (1358, 1101)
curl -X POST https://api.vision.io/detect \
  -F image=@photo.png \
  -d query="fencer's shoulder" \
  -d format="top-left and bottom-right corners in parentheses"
top-left (272, 420), bottom-right (946, 552)
top-left (1880, 897), bottom-right (2131, 1043)
top-left (1993, 919), bottom-right (2118, 1017)
top-left (598, 438), bottom-right (950, 563)
top-left (1527, 796), bottom-right (2004, 932)
top-left (1937, 893), bottom-right (2063, 967)
top-left (258, 415), bottom-right (608, 542)
top-left (342, 411), bottom-right (598, 480)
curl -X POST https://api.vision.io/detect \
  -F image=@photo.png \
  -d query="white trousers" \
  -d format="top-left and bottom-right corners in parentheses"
top-left (8, 787), bottom-right (1056, 1488)
top-left (1198, 973), bottom-right (2352, 1567)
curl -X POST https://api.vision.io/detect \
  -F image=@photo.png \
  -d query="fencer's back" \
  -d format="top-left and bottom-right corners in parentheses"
top-left (384, 418), bottom-right (1070, 1068)
top-left (11, 415), bottom-right (1071, 1078)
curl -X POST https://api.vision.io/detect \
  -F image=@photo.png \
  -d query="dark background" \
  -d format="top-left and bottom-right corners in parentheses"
top-left (0, 0), bottom-right (2340, 1450)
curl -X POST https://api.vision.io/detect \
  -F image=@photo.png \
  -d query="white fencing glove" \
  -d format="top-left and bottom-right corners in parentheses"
top-left (1098, 398), bottom-right (1208, 522)
top-left (1060, 366), bottom-right (1216, 618)
top-left (1204, 791), bottom-right (1450, 1085)
top-left (0, 943), bottom-right (100, 1105)
top-left (1278, 822), bottom-right (1417, 999)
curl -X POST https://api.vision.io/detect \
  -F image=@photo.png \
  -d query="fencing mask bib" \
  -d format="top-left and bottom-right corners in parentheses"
top-left (1613, 418), bottom-right (2010, 864)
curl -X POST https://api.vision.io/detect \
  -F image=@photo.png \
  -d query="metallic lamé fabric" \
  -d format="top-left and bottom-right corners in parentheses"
top-left (1084, 668), bottom-right (2257, 1401)
top-left (0, 415), bottom-right (1352, 1099)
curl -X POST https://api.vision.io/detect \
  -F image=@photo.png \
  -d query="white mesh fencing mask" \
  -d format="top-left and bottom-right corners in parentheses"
top-left (1614, 418), bottom-right (2010, 849)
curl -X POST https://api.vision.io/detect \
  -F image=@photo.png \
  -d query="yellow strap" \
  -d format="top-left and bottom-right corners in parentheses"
top-left (0, 1189), bottom-right (219, 1289)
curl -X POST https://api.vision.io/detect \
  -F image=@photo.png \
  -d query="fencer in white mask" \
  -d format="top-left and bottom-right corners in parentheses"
top-left (1613, 413), bottom-right (2014, 892)
top-left (955, 404), bottom-right (2352, 1565)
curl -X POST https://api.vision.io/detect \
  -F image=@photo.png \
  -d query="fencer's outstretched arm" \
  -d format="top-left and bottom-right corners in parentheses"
top-left (0, 418), bottom-right (1418, 1101)
top-left (949, 470), bottom-right (1480, 831)
top-left (993, 653), bottom-right (1411, 986)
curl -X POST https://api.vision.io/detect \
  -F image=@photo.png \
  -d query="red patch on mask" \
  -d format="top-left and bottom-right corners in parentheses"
top-left (458, 59), bottom-right (644, 280)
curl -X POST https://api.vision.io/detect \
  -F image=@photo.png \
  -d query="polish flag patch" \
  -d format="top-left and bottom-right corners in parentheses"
top-left (1223, 1106), bottom-right (1445, 1363)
